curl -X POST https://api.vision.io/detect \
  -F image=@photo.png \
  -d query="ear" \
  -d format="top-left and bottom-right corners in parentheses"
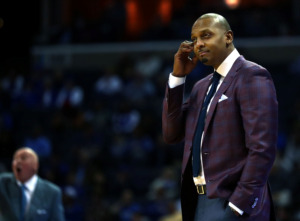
top-left (225, 30), bottom-right (234, 46)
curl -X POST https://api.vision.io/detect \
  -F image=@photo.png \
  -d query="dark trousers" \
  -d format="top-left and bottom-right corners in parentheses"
top-left (194, 194), bottom-right (240, 221)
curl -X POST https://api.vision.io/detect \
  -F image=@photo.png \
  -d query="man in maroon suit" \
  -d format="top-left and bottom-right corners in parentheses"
top-left (162, 13), bottom-right (277, 220)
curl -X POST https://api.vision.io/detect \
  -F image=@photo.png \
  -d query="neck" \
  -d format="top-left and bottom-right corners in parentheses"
top-left (214, 47), bottom-right (235, 70)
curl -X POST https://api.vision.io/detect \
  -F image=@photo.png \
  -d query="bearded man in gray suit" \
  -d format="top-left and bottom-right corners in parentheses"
top-left (0, 147), bottom-right (65, 221)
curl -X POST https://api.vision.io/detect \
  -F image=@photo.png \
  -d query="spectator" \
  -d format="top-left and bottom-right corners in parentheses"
top-left (0, 147), bottom-right (65, 221)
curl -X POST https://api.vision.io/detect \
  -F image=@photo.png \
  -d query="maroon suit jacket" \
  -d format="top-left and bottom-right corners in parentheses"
top-left (162, 56), bottom-right (278, 221)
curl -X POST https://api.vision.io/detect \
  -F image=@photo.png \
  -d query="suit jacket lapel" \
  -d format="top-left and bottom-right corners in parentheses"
top-left (191, 76), bottom-right (214, 136)
top-left (26, 178), bottom-right (45, 221)
top-left (204, 56), bottom-right (244, 133)
top-left (196, 76), bottom-right (213, 106)
top-left (8, 176), bottom-right (22, 220)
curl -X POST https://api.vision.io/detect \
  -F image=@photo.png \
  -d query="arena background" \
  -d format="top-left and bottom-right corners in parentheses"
top-left (1, 0), bottom-right (300, 220)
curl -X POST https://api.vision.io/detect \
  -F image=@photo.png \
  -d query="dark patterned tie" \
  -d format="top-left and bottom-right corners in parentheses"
top-left (192, 71), bottom-right (221, 177)
top-left (20, 184), bottom-right (27, 221)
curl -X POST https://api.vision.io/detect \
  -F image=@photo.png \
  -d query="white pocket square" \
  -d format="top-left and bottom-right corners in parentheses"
top-left (218, 94), bottom-right (228, 103)
top-left (36, 209), bottom-right (47, 215)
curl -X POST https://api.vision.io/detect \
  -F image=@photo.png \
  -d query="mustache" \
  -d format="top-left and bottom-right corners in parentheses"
top-left (198, 49), bottom-right (209, 53)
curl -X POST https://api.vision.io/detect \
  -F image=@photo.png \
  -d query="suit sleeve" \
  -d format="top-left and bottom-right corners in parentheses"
top-left (50, 187), bottom-right (65, 221)
top-left (229, 67), bottom-right (278, 215)
top-left (162, 83), bottom-right (188, 144)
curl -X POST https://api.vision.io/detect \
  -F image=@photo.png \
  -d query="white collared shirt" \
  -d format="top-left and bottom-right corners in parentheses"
top-left (168, 48), bottom-right (243, 215)
top-left (17, 174), bottom-right (38, 211)
top-left (168, 48), bottom-right (240, 88)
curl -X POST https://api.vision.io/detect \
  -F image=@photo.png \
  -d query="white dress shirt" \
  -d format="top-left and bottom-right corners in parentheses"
top-left (168, 49), bottom-right (243, 215)
top-left (17, 174), bottom-right (38, 211)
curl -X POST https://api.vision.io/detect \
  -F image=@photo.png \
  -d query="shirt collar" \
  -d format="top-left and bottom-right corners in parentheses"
top-left (16, 174), bottom-right (38, 193)
top-left (216, 48), bottom-right (240, 78)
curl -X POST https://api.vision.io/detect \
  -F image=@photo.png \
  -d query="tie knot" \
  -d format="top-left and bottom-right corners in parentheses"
top-left (213, 71), bottom-right (221, 82)
top-left (21, 184), bottom-right (28, 197)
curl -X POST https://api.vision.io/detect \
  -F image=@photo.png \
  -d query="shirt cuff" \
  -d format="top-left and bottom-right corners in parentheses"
top-left (229, 202), bottom-right (244, 215)
top-left (168, 73), bottom-right (186, 88)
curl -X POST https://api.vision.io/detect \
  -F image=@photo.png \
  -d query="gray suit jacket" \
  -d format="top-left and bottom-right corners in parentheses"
top-left (0, 173), bottom-right (65, 221)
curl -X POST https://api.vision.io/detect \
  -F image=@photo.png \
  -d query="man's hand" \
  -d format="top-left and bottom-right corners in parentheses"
top-left (173, 40), bottom-right (198, 77)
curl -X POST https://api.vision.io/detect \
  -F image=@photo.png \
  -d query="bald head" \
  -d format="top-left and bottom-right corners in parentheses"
top-left (197, 13), bottom-right (231, 32)
top-left (12, 147), bottom-right (39, 183)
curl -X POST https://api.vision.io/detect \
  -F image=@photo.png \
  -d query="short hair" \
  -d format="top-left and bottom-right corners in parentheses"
top-left (198, 13), bottom-right (231, 32)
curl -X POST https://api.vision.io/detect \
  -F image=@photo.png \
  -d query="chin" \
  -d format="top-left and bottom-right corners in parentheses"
top-left (200, 57), bottom-right (209, 64)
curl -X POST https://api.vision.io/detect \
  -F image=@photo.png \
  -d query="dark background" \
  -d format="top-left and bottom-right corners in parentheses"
top-left (1, 0), bottom-right (300, 220)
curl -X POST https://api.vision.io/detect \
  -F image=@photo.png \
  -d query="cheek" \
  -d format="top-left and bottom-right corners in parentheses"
top-left (12, 161), bottom-right (17, 169)
top-left (21, 163), bottom-right (29, 171)
top-left (25, 163), bottom-right (36, 173)
top-left (193, 46), bottom-right (197, 54)
top-left (210, 44), bottom-right (223, 56)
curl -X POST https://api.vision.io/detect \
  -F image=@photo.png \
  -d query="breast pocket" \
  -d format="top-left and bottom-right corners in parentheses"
top-left (217, 95), bottom-right (230, 107)
top-left (33, 209), bottom-right (49, 221)
top-left (215, 96), bottom-right (237, 117)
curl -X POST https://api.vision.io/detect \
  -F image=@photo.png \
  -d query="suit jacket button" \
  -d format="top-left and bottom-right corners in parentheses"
top-left (203, 152), bottom-right (209, 155)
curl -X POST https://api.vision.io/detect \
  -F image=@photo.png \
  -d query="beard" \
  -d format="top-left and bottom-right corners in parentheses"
top-left (200, 57), bottom-right (208, 64)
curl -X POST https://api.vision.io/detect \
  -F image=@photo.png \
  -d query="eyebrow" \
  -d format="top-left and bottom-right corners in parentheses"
top-left (192, 30), bottom-right (214, 39)
top-left (191, 28), bottom-right (212, 35)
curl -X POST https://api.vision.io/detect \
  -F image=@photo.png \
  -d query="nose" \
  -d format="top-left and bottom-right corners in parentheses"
top-left (195, 38), bottom-right (204, 48)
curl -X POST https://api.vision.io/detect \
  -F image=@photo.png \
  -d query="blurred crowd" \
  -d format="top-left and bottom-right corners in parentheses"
top-left (1, 51), bottom-right (300, 220)
top-left (0, 53), bottom-right (183, 221)
top-left (1, 0), bottom-right (300, 220)
top-left (37, 0), bottom-right (298, 45)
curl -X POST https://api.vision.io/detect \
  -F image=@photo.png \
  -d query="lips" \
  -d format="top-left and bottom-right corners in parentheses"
top-left (199, 50), bottom-right (208, 56)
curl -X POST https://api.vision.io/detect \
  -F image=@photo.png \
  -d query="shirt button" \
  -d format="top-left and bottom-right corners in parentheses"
top-left (203, 152), bottom-right (209, 155)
